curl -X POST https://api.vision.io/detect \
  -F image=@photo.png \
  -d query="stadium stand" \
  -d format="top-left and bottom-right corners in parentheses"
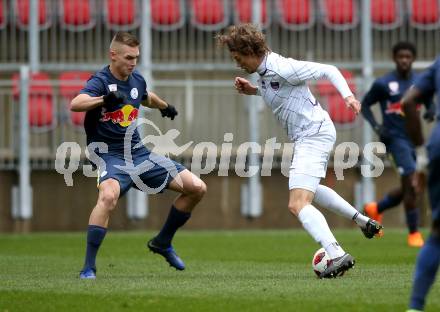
top-left (12, 72), bottom-right (55, 131)
top-left (151, 0), bottom-right (185, 30)
top-left (59, 71), bottom-right (91, 129)
top-left (276, 0), bottom-right (315, 30)
top-left (0, 0), bottom-right (439, 163)
top-left (233, 0), bottom-right (270, 28)
top-left (371, 0), bottom-right (403, 30)
top-left (319, 0), bottom-right (359, 30)
top-left (60, 0), bottom-right (96, 31)
top-left (409, 0), bottom-right (440, 29)
top-left (0, 0), bottom-right (6, 29)
top-left (190, 0), bottom-right (230, 30)
top-left (14, 0), bottom-right (52, 30)
top-left (104, 0), bottom-right (140, 30)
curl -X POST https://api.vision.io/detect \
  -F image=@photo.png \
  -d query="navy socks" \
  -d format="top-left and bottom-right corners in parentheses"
top-left (405, 209), bottom-right (419, 234)
top-left (377, 194), bottom-right (402, 213)
top-left (83, 225), bottom-right (107, 271)
top-left (154, 206), bottom-right (191, 247)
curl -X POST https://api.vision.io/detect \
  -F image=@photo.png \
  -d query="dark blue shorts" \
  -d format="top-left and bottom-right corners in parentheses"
top-left (96, 146), bottom-right (185, 197)
top-left (386, 137), bottom-right (416, 176)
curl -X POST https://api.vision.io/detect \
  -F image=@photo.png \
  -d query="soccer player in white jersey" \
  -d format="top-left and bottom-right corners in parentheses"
top-left (217, 24), bottom-right (383, 278)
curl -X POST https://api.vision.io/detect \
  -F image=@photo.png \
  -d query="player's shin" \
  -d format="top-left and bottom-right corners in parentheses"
top-left (82, 225), bottom-right (107, 272)
top-left (297, 204), bottom-right (345, 259)
top-left (153, 205), bottom-right (191, 247)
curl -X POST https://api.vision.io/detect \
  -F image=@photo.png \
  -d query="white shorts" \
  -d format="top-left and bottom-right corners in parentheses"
top-left (289, 119), bottom-right (336, 192)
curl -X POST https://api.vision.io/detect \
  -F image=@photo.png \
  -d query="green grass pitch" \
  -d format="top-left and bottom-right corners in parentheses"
top-left (0, 229), bottom-right (439, 311)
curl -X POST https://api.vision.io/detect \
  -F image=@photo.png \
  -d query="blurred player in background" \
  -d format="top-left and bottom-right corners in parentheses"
top-left (361, 42), bottom-right (434, 248)
top-left (216, 24), bottom-right (383, 279)
top-left (403, 56), bottom-right (440, 312)
top-left (70, 32), bottom-right (207, 279)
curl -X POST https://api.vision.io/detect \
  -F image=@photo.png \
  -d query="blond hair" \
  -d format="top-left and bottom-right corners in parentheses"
top-left (110, 32), bottom-right (140, 50)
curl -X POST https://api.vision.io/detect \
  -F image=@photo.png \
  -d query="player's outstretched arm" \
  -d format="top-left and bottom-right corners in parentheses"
top-left (143, 91), bottom-right (178, 120)
top-left (361, 103), bottom-right (379, 130)
top-left (70, 93), bottom-right (104, 112)
top-left (235, 77), bottom-right (258, 95)
top-left (360, 81), bottom-right (384, 130)
top-left (71, 91), bottom-right (126, 112)
top-left (142, 91), bottom-right (168, 109)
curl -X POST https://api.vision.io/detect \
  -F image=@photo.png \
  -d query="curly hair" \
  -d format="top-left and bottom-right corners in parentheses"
top-left (392, 41), bottom-right (417, 58)
top-left (216, 24), bottom-right (270, 57)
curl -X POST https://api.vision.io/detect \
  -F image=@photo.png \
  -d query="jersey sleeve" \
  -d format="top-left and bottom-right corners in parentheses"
top-left (413, 58), bottom-right (439, 97)
top-left (79, 75), bottom-right (106, 97)
top-left (361, 80), bottom-right (385, 107)
top-left (142, 78), bottom-right (148, 101)
top-left (282, 59), bottom-right (353, 98)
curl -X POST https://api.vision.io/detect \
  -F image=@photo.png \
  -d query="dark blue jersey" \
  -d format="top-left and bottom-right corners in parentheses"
top-left (362, 70), bottom-right (427, 139)
top-left (414, 56), bottom-right (440, 161)
top-left (79, 66), bottom-right (148, 151)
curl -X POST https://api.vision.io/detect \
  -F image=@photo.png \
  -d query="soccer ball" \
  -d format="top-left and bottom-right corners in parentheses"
top-left (312, 247), bottom-right (330, 277)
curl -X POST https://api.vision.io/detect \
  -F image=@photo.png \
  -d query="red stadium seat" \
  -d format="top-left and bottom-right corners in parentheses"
top-left (0, 0), bottom-right (7, 29)
top-left (326, 94), bottom-right (356, 124)
top-left (59, 71), bottom-right (91, 129)
top-left (408, 0), bottom-right (440, 29)
top-left (234, 0), bottom-right (271, 29)
top-left (60, 0), bottom-right (96, 31)
top-left (320, 0), bottom-right (359, 30)
top-left (276, 0), bottom-right (315, 30)
top-left (151, 0), bottom-right (185, 31)
top-left (371, 0), bottom-right (403, 29)
top-left (14, 0), bottom-right (52, 30)
top-left (104, 0), bottom-right (140, 30)
top-left (316, 70), bottom-right (356, 124)
top-left (12, 72), bottom-right (55, 130)
top-left (190, 0), bottom-right (229, 30)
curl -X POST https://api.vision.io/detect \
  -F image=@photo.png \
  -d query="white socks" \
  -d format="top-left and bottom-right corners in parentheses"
top-left (298, 204), bottom-right (345, 259)
top-left (313, 184), bottom-right (369, 227)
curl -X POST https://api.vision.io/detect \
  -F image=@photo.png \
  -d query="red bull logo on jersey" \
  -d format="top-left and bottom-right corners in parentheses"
top-left (385, 101), bottom-right (422, 116)
top-left (385, 101), bottom-right (403, 115)
top-left (100, 104), bottom-right (139, 127)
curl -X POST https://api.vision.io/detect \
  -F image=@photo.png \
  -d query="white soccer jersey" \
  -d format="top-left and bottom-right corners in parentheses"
top-left (256, 52), bottom-right (353, 141)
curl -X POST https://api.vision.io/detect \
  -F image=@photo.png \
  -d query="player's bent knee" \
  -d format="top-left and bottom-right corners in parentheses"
top-left (288, 203), bottom-right (302, 216)
top-left (189, 179), bottom-right (207, 200)
top-left (198, 180), bottom-right (207, 197)
top-left (98, 187), bottom-right (119, 210)
top-left (183, 173), bottom-right (207, 198)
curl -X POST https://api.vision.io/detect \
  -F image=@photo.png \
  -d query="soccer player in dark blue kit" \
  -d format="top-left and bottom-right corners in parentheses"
top-left (403, 56), bottom-right (440, 312)
top-left (361, 42), bottom-right (432, 247)
top-left (70, 32), bottom-right (207, 279)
